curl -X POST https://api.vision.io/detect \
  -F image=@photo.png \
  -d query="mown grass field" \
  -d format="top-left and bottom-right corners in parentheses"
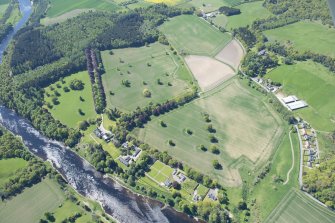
top-left (147, 160), bottom-right (174, 183)
top-left (46, 0), bottom-right (120, 18)
top-left (250, 130), bottom-right (300, 222)
top-left (44, 71), bottom-right (97, 128)
top-left (264, 21), bottom-right (335, 57)
top-left (0, 158), bottom-right (27, 187)
top-left (160, 15), bottom-right (231, 56)
top-left (223, 1), bottom-right (272, 30)
top-left (265, 189), bottom-right (335, 223)
top-left (267, 61), bottom-right (335, 131)
top-left (0, 178), bottom-right (65, 223)
top-left (137, 79), bottom-right (283, 186)
top-left (101, 42), bottom-right (192, 112)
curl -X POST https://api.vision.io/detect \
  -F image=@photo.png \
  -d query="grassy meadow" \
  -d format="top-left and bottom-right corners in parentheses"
top-left (101, 42), bottom-right (192, 112)
top-left (223, 1), bottom-right (272, 30)
top-left (267, 61), bottom-right (335, 131)
top-left (160, 15), bottom-right (231, 56)
top-left (0, 158), bottom-right (28, 187)
top-left (250, 130), bottom-right (300, 222)
top-left (46, 0), bottom-right (120, 18)
top-left (44, 71), bottom-right (97, 128)
top-left (137, 79), bottom-right (283, 186)
top-left (0, 178), bottom-right (65, 223)
top-left (264, 21), bottom-right (335, 57)
top-left (265, 189), bottom-right (335, 223)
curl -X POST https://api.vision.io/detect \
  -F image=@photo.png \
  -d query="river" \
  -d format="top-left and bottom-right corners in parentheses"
top-left (0, 1), bottom-right (203, 223)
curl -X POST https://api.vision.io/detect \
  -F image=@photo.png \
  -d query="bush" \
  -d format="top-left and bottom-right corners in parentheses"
top-left (210, 145), bottom-right (220, 154)
top-left (143, 88), bottom-right (151, 98)
top-left (212, 160), bottom-right (222, 169)
top-left (168, 139), bottom-right (175, 146)
top-left (200, 145), bottom-right (207, 152)
top-left (69, 79), bottom-right (84, 90)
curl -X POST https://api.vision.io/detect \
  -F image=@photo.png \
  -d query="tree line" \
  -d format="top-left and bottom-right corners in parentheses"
top-left (0, 129), bottom-right (50, 200)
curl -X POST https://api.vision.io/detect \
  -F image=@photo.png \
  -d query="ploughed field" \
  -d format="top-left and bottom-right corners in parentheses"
top-left (101, 42), bottom-right (192, 112)
top-left (136, 79), bottom-right (283, 186)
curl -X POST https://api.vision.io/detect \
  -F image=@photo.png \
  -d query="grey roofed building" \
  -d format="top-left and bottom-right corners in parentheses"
top-left (286, 100), bottom-right (308, 110)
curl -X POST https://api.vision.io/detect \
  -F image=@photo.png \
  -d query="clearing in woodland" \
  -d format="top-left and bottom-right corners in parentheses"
top-left (101, 42), bottom-right (192, 112)
top-left (136, 78), bottom-right (283, 186)
top-left (160, 15), bottom-right (231, 56)
top-left (264, 21), bottom-right (335, 57)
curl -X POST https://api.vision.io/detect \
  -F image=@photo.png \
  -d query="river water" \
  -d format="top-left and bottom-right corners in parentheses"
top-left (0, 1), bottom-right (203, 223)
top-left (0, 0), bottom-right (32, 63)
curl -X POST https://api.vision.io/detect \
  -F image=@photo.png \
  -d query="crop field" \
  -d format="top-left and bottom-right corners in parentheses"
top-left (0, 178), bottom-right (65, 223)
top-left (160, 15), bottom-right (232, 56)
top-left (101, 43), bottom-right (192, 112)
top-left (215, 39), bottom-right (244, 70)
top-left (0, 158), bottom-right (27, 187)
top-left (267, 61), bottom-right (335, 131)
top-left (264, 21), bottom-right (335, 57)
top-left (185, 55), bottom-right (235, 91)
top-left (265, 189), bottom-right (335, 223)
top-left (137, 79), bottom-right (283, 186)
top-left (147, 161), bottom-right (174, 184)
top-left (250, 130), bottom-right (300, 222)
top-left (44, 71), bottom-right (97, 128)
top-left (222, 1), bottom-right (272, 31)
top-left (46, 0), bottom-right (120, 18)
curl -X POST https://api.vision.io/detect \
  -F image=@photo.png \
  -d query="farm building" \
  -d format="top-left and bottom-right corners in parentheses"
top-left (282, 95), bottom-right (298, 104)
top-left (286, 100), bottom-right (308, 110)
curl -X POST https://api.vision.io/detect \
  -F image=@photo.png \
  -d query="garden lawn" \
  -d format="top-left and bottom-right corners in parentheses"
top-left (160, 15), bottom-right (231, 56)
top-left (224, 1), bottom-right (272, 30)
top-left (46, 0), bottom-right (120, 18)
top-left (0, 178), bottom-right (65, 223)
top-left (137, 79), bottom-right (283, 186)
top-left (44, 71), bottom-right (97, 128)
top-left (147, 161), bottom-right (174, 184)
top-left (265, 189), bottom-right (335, 223)
top-left (250, 130), bottom-right (300, 222)
top-left (0, 158), bottom-right (28, 187)
top-left (101, 42), bottom-right (192, 112)
top-left (264, 21), bottom-right (335, 57)
top-left (267, 61), bottom-right (335, 131)
top-left (196, 184), bottom-right (209, 198)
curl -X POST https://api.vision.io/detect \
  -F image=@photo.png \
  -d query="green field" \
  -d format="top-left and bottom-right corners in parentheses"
top-left (147, 160), bottom-right (174, 183)
top-left (160, 15), bottom-right (231, 56)
top-left (222, 1), bottom-right (272, 30)
top-left (0, 158), bottom-right (28, 187)
top-left (265, 189), bottom-right (335, 223)
top-left (317, 131), bottom-right (335, 158)
top-left (137, 79), bottom-right (283, 186)
top-left (264, 21), bottom-right (335, 57)
top-left (180, 0), bottom-right (228, 13)
top-left (46, 0), bottom-right (120, 18)
top-left (250, 130), bottom-right (300, 221)
top-left (101, 42), bottom-right (192, 112)
top-left (0, 3), bottom-right (8, 17)
top-left (44, 71), bottom-right (97, 128)
top-left (0, 178), bottom-right (65, 223)
top-left (267, 61), bottom-right (335, 131)
top-left (53, 200), bottom-right (92, 223)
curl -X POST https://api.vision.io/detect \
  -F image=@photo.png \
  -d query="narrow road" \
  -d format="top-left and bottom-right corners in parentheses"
top-left (295, 125), bottom-right (304, 188)
top-left (283, 130), bottom-right (294, 185)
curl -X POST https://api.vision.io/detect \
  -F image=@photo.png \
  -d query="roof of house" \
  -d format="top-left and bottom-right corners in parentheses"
top-left (282, 95), bottom-right (298, 104)
top-left (287, 100), bottom-right (308, 110)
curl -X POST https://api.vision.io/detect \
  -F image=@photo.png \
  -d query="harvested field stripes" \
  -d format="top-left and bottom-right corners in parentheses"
top-left (265, 189), bottom-right (335, 223)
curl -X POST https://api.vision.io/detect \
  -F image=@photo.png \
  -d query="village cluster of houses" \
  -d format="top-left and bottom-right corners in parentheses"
top-left (118, 142), bottom-right (142, 167)
top-left (252, 77), bottom-right (281, 93)
top-left (298, 122), bottom-right (320, 168)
